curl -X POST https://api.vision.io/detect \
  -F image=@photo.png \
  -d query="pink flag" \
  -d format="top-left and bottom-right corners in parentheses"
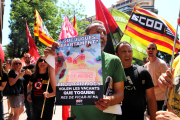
top-left (58, 15), bottom-right (78, 40)
top-left (22, 19), bottom-right (40, 67)
top-left (0, 44), bottom-right (4, 63)
top-left (59, 15), bottom-right (78, 120)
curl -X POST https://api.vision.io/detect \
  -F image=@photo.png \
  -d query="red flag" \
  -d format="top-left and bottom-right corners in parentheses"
top-left (59, 15), bottom-right (78, 120)
top-left (0, 44), bottom-right (4, 63)
top-left (95, 0), bottom-right (123, 54)
top-left (58, 15), bottom-right (78, 40)
top-left (22, 19), bottom-right (40, 67)
top-left (25, 19), bottom-right (39, 54)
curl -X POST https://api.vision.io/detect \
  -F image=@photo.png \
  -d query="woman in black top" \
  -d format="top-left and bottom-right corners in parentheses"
top-left (27, 55), bottom-right (56, 120)
top-left (8, 58), bottom-right (25, 120)
top-left (0, 58), bottom-right (8, 120)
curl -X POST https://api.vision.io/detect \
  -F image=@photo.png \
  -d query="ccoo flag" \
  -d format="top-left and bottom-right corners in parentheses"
top-left (111, 9), bottom-right (148, 61)
top-left (34, 9), bottom-right (54, 46)
top-left (124, 6), bottom-right (180, 55)
top-left (95, 0), bottom-right (123, 55)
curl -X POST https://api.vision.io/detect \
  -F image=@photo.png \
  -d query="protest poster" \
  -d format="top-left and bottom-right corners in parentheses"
top-left (55, 34), bottom-right (103, 105)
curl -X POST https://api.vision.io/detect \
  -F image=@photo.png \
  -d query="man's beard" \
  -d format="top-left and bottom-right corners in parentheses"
top-left (25, 61), bottom-right (30, 64)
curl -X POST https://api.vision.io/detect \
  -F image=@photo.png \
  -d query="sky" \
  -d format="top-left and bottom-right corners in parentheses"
top-left (2, 0), bottom-right (180, 50)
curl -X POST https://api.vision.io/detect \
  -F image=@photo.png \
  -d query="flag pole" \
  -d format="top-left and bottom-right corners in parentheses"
top-left (40, 79), bottom-right (50, 118)
top-left (162, 7), bottom-right (180, 110)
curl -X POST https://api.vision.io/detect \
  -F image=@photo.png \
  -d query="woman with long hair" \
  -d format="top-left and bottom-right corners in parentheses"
top-left (27, 55), bottom-right (56, 120)
top-left (0, 58), bottom-right (8, 120)
top-left (8, 58), bottom-right (25, 120)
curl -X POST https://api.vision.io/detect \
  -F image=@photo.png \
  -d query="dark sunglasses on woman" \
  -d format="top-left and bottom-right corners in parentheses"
top-left (39, 59), bottom-right (47, 63)
top-left (15, 63), bottom-right (21, 65)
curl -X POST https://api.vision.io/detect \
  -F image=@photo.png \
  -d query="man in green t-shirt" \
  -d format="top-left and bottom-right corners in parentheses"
top-left (71, 21), bottom-right (126, 120)
top-left (44, 21), bottom-right (126, 120)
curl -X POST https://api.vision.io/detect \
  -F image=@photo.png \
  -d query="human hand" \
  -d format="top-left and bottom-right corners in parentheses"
top-left (27, 94), bottom-right (32, 102)
top-left (25, 69), bottom-right (32, 76)
top-left (43, 92), bottom-right (50, 98)
top-left (19, 71), bottom-right (25, 77)
top-left (95, 96), bottom-right (110, 111)
top-left (44, 42), bottom-right (59, 57)
top-left (158, 69), bottom-right (174, 92)
top-left (156, 111), bottom-right (180, 120)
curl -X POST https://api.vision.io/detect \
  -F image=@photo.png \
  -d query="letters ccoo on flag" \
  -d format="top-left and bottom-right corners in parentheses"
top-left (124, 6), bottom-right (180, 55)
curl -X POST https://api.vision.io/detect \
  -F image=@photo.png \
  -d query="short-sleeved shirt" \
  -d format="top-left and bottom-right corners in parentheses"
top-left (145, 57), bottom-right (168, 100)
top-left (23, 64), bottom-right (35, 94)
top-left (0, 71), bottom-right (8, 101)
top-left (117, 65), bottom-right (154, 120)
top-left (30, 73), bottom-right (55, 109)
top-left (8, 69), bottom-right (24, 94)
top-left (71, 52), bottom-right (126, 120)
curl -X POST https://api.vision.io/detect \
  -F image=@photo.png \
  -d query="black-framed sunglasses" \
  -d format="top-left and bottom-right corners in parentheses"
top-left (147, 47), bottom-right (155, 50)
top-left (39, 59), bottom-right (47, 63)
top-left (15, 62), bottom-right (21, 65)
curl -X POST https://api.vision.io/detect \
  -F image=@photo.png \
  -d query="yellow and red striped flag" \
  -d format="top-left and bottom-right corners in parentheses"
top-left (34, 9), bottom-right (54, 46)
top-left (71, 15), bottom-right (77, 30)
top-left (124, 6), bottom-right (180, 55)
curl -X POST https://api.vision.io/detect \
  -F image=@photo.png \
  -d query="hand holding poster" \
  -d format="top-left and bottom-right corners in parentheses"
top-left (55, 34), bottom-right (103, 105)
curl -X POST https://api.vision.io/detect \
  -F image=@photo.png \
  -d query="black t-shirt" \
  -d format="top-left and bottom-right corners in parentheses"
top-left (0, 71), bottom-right (8, 100)
top-left (8, 69), bottom-right (24, 94)
top-left (30, 73), bottom-right (55, 109)
top-left (117, 65), bottom-right (154, 120)
top-left (23, 64), bottom-right (35, 93)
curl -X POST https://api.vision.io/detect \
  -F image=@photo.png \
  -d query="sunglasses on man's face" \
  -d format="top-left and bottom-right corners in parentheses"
top-left (39, 59), bottom-right (47, 63)
top-left (147, 47), bottom-right (156, 50)
top-left (15, 63), bottom-right (21, 65)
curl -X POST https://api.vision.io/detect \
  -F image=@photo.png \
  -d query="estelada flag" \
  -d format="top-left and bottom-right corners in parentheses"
top-left (34, 9), bottom-right (54, 46)
top-left (95, 0), bottom-right (123, 54)
top-left (22, 19), bottom-right (40, 67)
top-left (59, 15), bottom-right (78, 120)
top-left (124, 6), bottom-right (180, 55)
top-left (71, 15), bottom-right (77, 31)
top-left (0, 44), bottom-right (4, 63)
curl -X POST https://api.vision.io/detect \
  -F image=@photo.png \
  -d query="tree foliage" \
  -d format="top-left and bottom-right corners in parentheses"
top-left (6, 0), bottom-right (87, 58)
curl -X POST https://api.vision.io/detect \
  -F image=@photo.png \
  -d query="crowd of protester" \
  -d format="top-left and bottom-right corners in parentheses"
top-left (0, 20), bottom-right (179, 120)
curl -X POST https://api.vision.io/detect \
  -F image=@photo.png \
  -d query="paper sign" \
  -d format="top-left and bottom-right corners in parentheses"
top-left (55, 34), bottom-right (103, 105)
top-left (45, 55), bottom-right (55, 69)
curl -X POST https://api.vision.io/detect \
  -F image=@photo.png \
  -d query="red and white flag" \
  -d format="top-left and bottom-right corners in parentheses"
top-left (22, 19), bottom-right (40, 66)
top-left (58, 15), bottom-right (78, 40)
top-left (0, 44), bottom-right (4, 63)
top-left (59, 15), bottom-right (78, 120)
